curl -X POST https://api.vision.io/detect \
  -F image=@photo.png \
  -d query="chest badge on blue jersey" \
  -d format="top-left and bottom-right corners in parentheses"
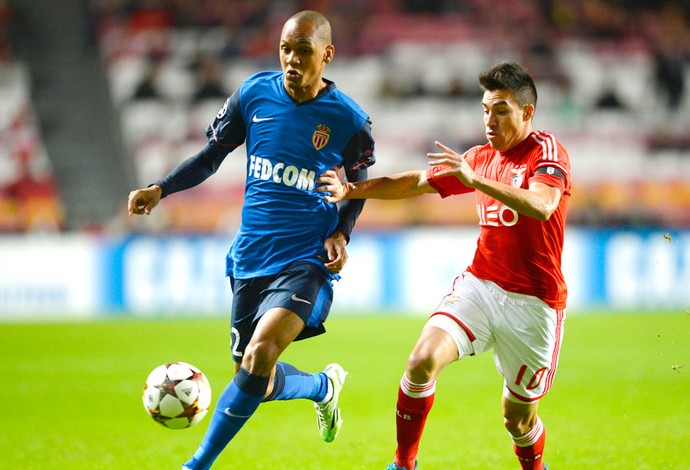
top-left (312, 124), bottom-right (331, 151)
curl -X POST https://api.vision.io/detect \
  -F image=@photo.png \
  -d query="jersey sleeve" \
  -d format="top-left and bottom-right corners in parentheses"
top-left (527, 132), bottom-right (570, 193)
top-left (205, 89), bottom-right (246, 148)
top-left (153, 141), bottom-right (229, 198)
top-left (341, 119), bottom-right (375, 171)
top-left (426, 146), bottom-right (479, 198)
top-left (331, 119), bottom-right (375, 241)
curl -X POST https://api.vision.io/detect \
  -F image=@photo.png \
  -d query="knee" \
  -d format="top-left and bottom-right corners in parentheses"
top-left (243, 339), bottom-right (280, 375)
top-left (406, 348), bottom-right (439, 383)
top-left (503, 412), bottom-right (536, 437)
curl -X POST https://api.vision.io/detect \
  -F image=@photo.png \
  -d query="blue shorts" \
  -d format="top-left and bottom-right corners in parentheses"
top-left (229, 261), bottom-right (334, 363)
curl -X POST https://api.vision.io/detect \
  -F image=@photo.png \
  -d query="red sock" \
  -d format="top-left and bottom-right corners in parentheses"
top-left (512, 418), bottom-right (546, 470)
top-left (393, 375), bottom-right (436, 470)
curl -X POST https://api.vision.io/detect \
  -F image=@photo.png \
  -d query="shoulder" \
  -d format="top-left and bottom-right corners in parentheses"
top-left (529, 131), bottom-right (568, 156)
top-left (465, 143), bottom-right (492, 163)
top-left (528, 131), bottom-right (571, 188)
top-left (467, 143), bottom-right (491, 155)
top-left (240, 71), bottom-right (283, 92)
top-left (244, 70), bottom-right (282, 83)
top-left (527, 131), bottom-right (570, 166)
top-left (233, 71), bottom-right (283, 116)
top-left (323, 81), bottom-right (369, 122)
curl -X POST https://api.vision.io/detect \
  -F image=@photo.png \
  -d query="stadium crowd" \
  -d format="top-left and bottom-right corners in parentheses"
top-left (0, 0), bottom-right (64, 232)
top-left (2, 0), bottom-right (690, 232)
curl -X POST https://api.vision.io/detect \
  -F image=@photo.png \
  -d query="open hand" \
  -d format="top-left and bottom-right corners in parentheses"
top-left (427, 141), bottom-right (477, 187)
top-left (317, 170), bottom-right (350, 203)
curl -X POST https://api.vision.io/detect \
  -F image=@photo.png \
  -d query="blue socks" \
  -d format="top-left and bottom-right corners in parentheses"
top-left (182, 362), bottom-right (328, 469)
top-left (183, 368), bottom-right (268, 470)
top-left (264, 361), bottom-right (329, 402)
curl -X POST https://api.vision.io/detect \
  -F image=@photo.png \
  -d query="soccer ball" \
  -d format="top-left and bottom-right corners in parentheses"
top-left (142, 362), bottom-right (212, 429)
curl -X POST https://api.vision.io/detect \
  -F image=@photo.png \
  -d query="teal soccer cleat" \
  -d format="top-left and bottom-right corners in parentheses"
top-left (314, 363), bottom-right (348, 442)
top-left (386, 462), bottom-right (417, 470)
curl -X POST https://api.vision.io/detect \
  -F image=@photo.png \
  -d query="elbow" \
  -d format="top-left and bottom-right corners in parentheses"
top-left (534, 204), bottom-right (558, 221)
top-left (527, 185), bottom-right (562, 221)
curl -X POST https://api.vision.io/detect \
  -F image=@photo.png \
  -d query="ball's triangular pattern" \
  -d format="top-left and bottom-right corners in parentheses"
top-left (141, 362), bottom-right (212, 429)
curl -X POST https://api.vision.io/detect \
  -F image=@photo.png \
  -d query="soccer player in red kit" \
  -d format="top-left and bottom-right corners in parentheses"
top-left (318, 62), bottom-right (570, 470)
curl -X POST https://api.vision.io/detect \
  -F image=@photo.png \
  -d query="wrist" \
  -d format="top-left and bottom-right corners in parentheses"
top-left (343, 182), bottom-right (356, 199)
top-left (331, 229), bottom-right (350, 245)
top-left (150, 184), bottom-right (163, 198)
top-left (467, 174), bottom-right (481, 190)
top-left (331, 229), bottom-right (347, 240)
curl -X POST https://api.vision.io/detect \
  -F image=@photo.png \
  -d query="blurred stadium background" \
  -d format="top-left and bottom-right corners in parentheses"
top-left (1, 0), bottom-right (690, 319)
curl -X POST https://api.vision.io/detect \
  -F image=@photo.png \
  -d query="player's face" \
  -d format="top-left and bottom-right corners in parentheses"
top-left (482, 89), bottom-right (533, 151)
top-left (279, 20), bottom-right (334, 102)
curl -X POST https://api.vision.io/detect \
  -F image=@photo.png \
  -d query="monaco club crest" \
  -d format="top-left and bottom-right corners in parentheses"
top-left (312, 124), bottom-right (331, 150)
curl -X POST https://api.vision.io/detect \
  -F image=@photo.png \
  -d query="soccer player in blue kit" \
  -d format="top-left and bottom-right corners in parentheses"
top-left (127, 10), bottom-right (375, 469)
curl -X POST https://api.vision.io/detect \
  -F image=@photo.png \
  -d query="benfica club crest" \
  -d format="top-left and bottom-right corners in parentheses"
top-left (312, 124), bottom-right (331, 151)
top-left (510, 166), bottom-right (527, 187)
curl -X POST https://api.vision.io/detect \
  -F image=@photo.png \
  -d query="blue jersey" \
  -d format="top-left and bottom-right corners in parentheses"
top-left (207, 71), bottom-right (375, 279)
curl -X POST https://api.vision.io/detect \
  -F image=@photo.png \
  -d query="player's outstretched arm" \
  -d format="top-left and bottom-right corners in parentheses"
top-left (128, 185), bottom-right (162, 216)
top-left (429, 141), bottom-right (561, 221)
top-left (317, 169), bottom-right (434, 203)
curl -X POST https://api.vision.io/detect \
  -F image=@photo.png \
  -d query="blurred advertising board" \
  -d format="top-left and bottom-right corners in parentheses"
top-left (0, 228), bottom-right (688, 319)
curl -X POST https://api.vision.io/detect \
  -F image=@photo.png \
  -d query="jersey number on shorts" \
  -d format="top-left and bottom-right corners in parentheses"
top-left (231, 327), bottom-right (243, 357)
top-left (515, 365), bottom-right (548, 390)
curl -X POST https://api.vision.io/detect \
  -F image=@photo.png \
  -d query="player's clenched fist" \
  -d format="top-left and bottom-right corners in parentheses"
top-left (128, 185), bottom-right (162, 216)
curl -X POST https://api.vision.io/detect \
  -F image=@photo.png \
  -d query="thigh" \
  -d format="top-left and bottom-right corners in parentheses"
top-left (260, 261), bottom-right (333, 341)
top-left (406, 324), bottom-right (460, 383)
top-left (230, 275), bottom-right (273, 364)
top-left (494, 299), bottom-right (566, 403)
top-left (230, 261), bottom-right (334, 363)
top-left (242, 307), bottom-right (307, 376)
top-left (426, 272), bottom-right (496, 359)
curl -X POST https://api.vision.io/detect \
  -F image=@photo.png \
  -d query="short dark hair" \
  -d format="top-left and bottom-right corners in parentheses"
top-left (287, 10), bottom-right (332, 44)
top-left (479, 62), bottom-right (538, 108)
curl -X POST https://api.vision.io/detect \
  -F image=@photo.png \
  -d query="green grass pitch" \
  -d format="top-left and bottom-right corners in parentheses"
top-left (1, 311), bottom-right (689, 469)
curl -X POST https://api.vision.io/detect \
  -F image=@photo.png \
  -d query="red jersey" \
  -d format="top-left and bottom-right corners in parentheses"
top-left (427, 131), bottom-right (571, 309)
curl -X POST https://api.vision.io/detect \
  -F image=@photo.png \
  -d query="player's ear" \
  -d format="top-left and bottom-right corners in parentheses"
top-left (323, 44), bottom-right (334, 64)
top-left (523, 104), bottom-right (535, 121)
